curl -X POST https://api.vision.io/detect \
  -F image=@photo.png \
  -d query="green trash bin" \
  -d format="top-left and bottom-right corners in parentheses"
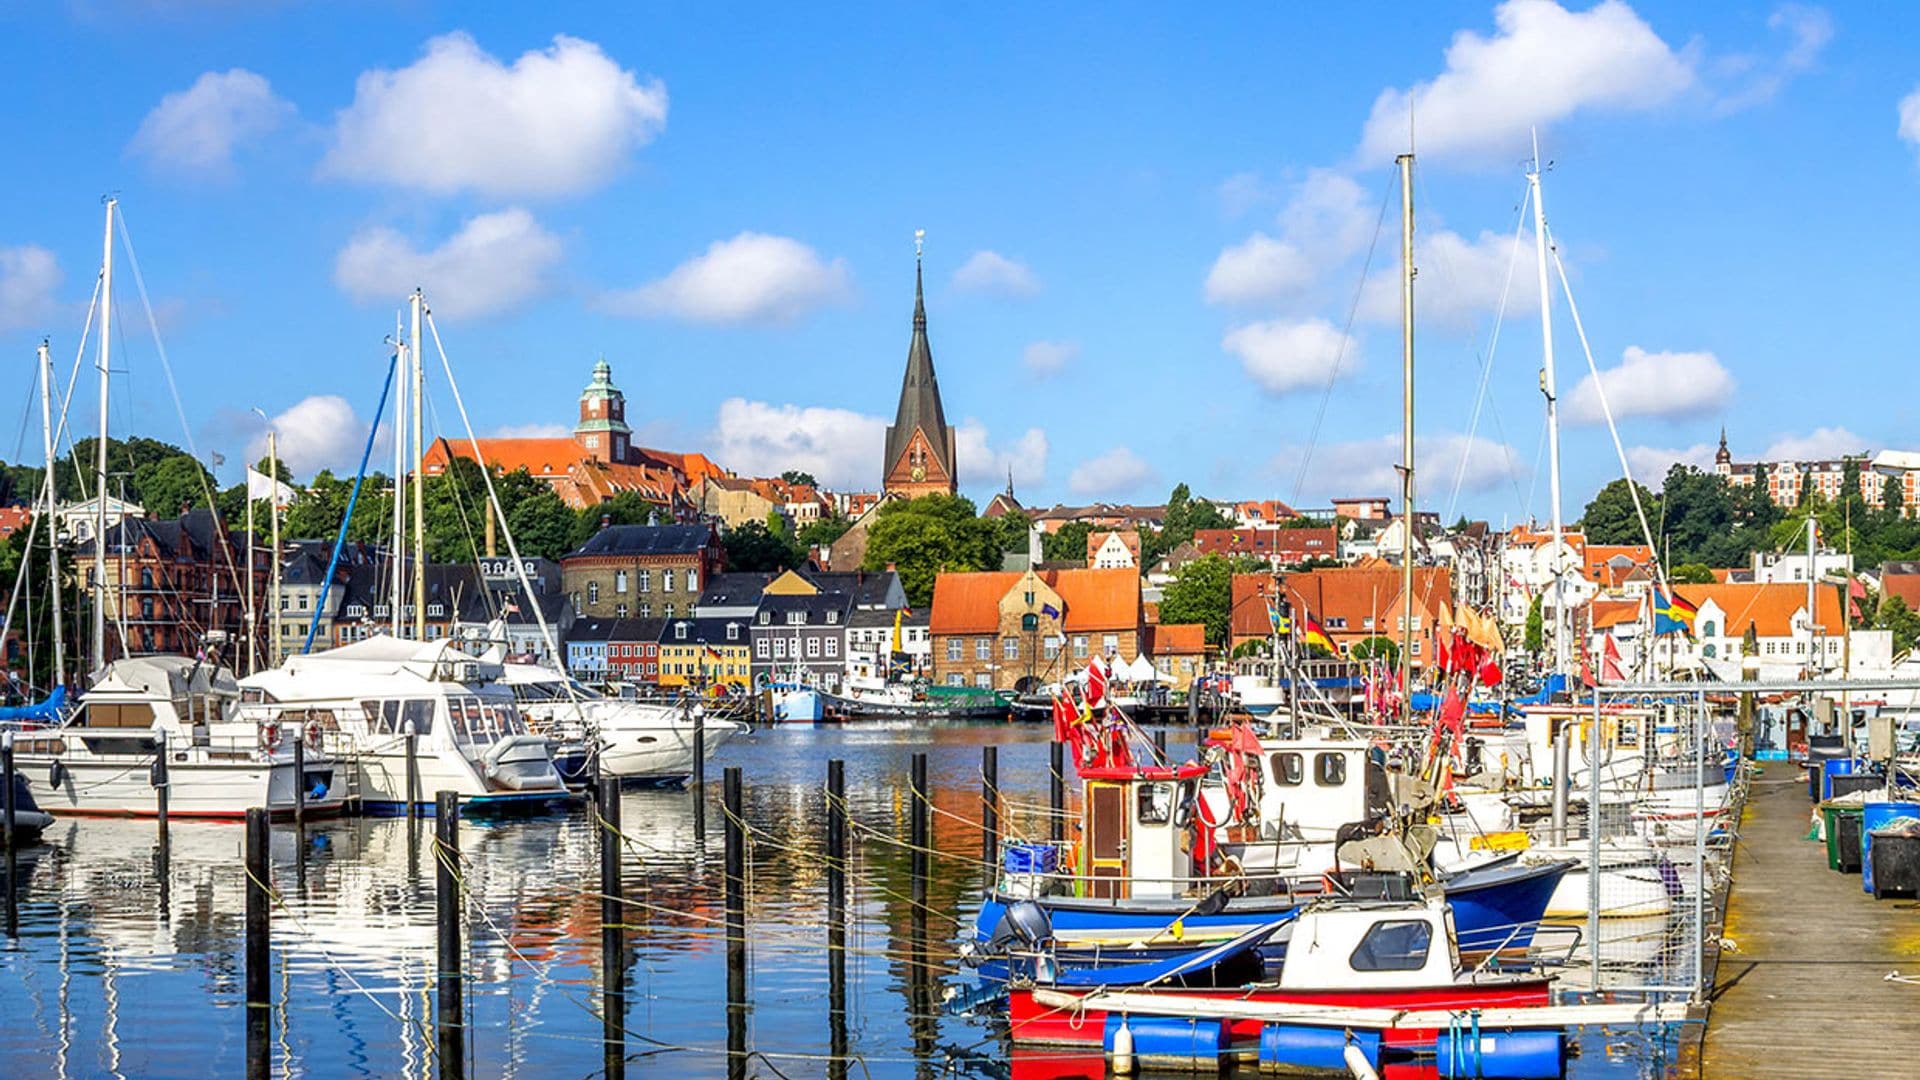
top-left (1825, 804), bottom-right (1864, 873)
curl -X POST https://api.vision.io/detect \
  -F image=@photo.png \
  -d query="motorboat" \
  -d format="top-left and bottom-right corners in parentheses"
top-left (237, 636), bottom-right (569, 814)
top-left (5, 657), bottom-right (344, 819)
top-left (501, 662), bottom-right (741, 785)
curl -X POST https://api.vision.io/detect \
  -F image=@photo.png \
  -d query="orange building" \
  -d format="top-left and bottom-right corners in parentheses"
top-left (1231, 565), bottom-right (1453, 666)
top-left (929, 567), bottom-right (1142, 691)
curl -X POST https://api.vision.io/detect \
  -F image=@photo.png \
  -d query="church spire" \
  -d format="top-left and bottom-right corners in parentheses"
top-left (883, 230), bottom-right (957, 497)
top-left (913, 228), bottom-right (927, 333)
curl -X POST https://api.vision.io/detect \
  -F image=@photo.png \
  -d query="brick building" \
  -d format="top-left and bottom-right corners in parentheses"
top-left (1194, 526), bottom-right (1339, 567)
top-left (70, 509), bottom-right (266, 663)
top-left (929, 567), bottom-right (1142, 691)
top-left (561, 523), bottom-right (723, 621)
top-left (1230, 565), bottom-right (1453, 666)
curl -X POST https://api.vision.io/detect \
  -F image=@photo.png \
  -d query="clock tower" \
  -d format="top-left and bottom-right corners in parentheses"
top-left (882, 237), bottom-right (958, 499)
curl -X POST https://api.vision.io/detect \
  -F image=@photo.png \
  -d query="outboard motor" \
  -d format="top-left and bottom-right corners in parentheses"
top-left (985, 900), bottom-right (1053, 953)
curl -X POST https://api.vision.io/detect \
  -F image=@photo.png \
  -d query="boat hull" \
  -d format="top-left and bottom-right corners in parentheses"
top-left (12, 754), bottom-right (345, 819)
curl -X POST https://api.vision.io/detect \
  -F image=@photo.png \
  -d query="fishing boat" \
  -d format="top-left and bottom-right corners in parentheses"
top-left (820, 676), bottom-right (1008, 721)
top-left (6, 656), bottom-right (345, 819)
top-left (500, 661), bottom-right (741, 785)
top-left (237, 636), bottom-right (569, 814)
top-left (768, 679), bottom-right (825, 724)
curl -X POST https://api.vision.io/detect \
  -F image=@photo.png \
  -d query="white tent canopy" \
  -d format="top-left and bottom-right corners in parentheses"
top-left (1121, 654), bottom-right (1161, 682)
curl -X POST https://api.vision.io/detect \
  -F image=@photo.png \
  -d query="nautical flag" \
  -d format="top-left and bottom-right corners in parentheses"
top-left (705, 646), bottom-right (723, 661)
top-left (1652, 590), bottom-right (1698, 637)
top-left (1041, 602), bottom-right (1061, 620)
top-left (1301, 616), bottom-right (1335, 654)
top-left (1267, 600), bottom-right (1291, 635)
top-left (1085, 656), bottom-right (1109, 709)
top-left (1600, 635), bottom-right (1625, 683)
top-left (246, 467), bottom-right (296, 509)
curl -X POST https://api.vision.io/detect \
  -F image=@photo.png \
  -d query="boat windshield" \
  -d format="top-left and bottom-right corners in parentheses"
top-left (359, 699), bottom-right (436, 736)
top-left (511, 678), bottom-right (602, 703)
top-left (448, 695), bottom-right (527, 745)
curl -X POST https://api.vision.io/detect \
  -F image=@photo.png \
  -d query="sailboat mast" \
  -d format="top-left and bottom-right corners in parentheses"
top-left (1806, 515), bottom-right (1818, 676)
top-left (268, 429), bottom-right (282, 668)
top-left (1528, 137), bottom-right (1569, 685)
top-left (410, 290), bottom-right (427, 642)
top-left (93, 197), bottom-right (115, 670)
top-left (391, 321), bottom-right (406, 637)
top-left (39, 340), bottom-right (64, 687)
top-left (1396, 152), bottom-right (1415, 712)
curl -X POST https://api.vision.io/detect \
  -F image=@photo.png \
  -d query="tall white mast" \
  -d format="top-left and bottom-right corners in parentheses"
top-left (1528, 134), bottom-right (1569, 684)
top-left (267, 428), bottom-right (282, 668)
top-left (410, 289), bottom-right (427, 642)
top-left (92, 198), bottom-right (116, 670)
top-left (38, 341), bottom-right (65, 687)
top-left (391, 312), bottom-right (407, 636)
top-left (1396, 152), bottom-right (1416, 711)
top-left (1806, 515), bottom-right (1818, 675)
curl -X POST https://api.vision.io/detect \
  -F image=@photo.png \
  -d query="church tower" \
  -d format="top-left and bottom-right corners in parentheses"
top-left (883, 236), bottom-right (958, 498)
top-left (574, 358), bottom-right (632, 464)
top-left (1714, 426), bottom-right (1732, 477)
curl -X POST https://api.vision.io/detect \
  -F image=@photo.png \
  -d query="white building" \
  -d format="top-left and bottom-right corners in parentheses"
top-left (55, 494), bottom-right (146, 546)
top-left (1751, 548), bottom-right (1853, 585)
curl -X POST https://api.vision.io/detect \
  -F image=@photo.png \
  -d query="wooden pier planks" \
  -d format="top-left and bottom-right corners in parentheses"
top-left (1701, 764), bottom-right (1920, 1078)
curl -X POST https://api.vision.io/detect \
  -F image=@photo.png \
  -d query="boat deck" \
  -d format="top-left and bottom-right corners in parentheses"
top-left (1701, 763), bottom-right (1920, 1077)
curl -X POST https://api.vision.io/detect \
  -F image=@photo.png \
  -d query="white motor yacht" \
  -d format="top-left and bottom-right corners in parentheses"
top-left (6, 656), bottom-right (345, 819)
top-left (237, 636), bottom-right (568, 814)
top-left (500, 662), bottom-right (742, 785)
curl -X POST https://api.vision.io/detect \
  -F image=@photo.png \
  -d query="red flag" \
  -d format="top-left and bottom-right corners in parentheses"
top-left (1051, 693), bottom-right (1073, 743)
top-left (1085, 657), bottom-right (1108, 710)
top-left (1477, 655), bottom-right (1502, 688)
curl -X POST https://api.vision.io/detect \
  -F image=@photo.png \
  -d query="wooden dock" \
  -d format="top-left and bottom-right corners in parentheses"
top-left (1700, 763), bottom-right (1920, 1077)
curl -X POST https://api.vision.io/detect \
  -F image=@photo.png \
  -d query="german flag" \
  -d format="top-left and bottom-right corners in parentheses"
top-left (1652, 590), bottom-right (1698, 637)
top-left (1302, 615), bottom-right (1336, 654)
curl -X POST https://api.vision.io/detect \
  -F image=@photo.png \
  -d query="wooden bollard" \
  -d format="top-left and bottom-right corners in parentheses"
top-left (981, 745), bottom-right (999, 865)
top-left (154, 729), bottom-right (170, 843)
top-left (598, 777), bottom-right (625, 1080)
top-left (1049, 740), bottom-right (1066, 845)
top-left (910, 752), bottom-right (929, 906)
top-left (691, 704), bottom-right (707, 837)
top-left (404, 723), bottom-right (420, 821)
top-left (723, 766), bottom-right (747, 1078)
top-left (2, 733), bottom-right (16, 851)
top-left (434, 791), bottom-right (464, 1080)
top-left (826, 759), bottom-right (845, 924)
top-left (244, 806), bottom-right (270, 1080)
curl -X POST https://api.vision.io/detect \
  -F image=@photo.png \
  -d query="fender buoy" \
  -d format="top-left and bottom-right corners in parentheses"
top-left (47, 759), bottom-right (65, 789)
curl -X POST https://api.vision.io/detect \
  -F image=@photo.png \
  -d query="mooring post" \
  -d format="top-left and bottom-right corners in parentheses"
top-left (691, 703), bottom-right (707, 838)
top-left (404, 722), bottom-right (420, 822)
top-left (598, 776), bottom-right (625, 1079)
top-left (1152, 727), bottom-right (1167, 760)
top-left (1049, 740), bottom-right (1065, 845)
top-left (910, 751), bottom-right (929, 906)
top-left (826, 757), bottom-right (847, 1079)
top-left (291, 732), bottom-right (306, 831)
top-left (153, 729), bottom-right (170, 844)
top-left (434, 791), bottom-right (464, 1080)
top-left (244, 806), bottom-right (271, 1080)
top-left (981, 745), bottom-right (999, 865)
top-left (2, 732), bottom-right (16, 851)
top-left (723, 766), bottom-right (747, 1079)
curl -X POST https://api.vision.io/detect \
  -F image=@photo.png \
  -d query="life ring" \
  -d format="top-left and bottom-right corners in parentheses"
top-left (260, 722), bottom-right (282, 752)
top-left (304, 720), bottom-right (322, 749)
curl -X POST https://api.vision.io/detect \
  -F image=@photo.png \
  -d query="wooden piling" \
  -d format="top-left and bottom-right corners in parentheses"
top-left (723, 766), bottom-right (747, 1079)
top-left (597, 777), bottom-right (625, 1080)
top-left (244, 806), bottom-right (270, 1080)
top-left (154, 730), bottom-right (170, 844)
top-left (981, 745), bottom-right (999, 864)
top-left (434, 791), bottom-right (464, 1080)
top-left (1, 735), bottom-right (15, 851)
top-left (404, 724), bottom-right (420, 821)
top-left (910, 752), bottom-right (929, 906)
top-left (1049, 740), bottom-right (1065, 845)
top-left (826, 757), bottom-right (848, 1078)
top-left (692, 704), bottom-right (707, 837)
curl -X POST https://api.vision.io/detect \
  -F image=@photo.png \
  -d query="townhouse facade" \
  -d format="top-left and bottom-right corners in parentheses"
top-left (561, 523), bottom-right (723, 621)
top-left (929, 567), bottom-right (1142, 691)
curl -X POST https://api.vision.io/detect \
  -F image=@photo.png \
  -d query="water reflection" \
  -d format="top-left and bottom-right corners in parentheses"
top-left (0, 724), bottom-right (1685, 1078)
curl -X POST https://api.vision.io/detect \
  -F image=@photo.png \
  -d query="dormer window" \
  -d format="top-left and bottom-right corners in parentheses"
top-left (675, 623), bottom-right (689, 641)
top-left (758, 611), bottom-right (770, 625)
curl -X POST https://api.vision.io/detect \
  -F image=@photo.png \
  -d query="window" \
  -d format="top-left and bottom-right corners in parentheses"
top-left (1314, 752), bottom-right (1348, 786)
top-left (1045, 635), bottom-right (1062, 659)
top-left (758, 611), bottom-right (771, 625)
top-left (662, 569), bottom-right (676, 593)
top-left (1350, 920), bottom-right (1432, 973)
top-left (140, 568), bottom-right (154, 589)
top-left (946, 639), bottom-right (962, 661)
top-left (975, 638), bottom-right (991, 661)
top-left (1003, 638), bottom-right (1019, 660)
top-left (1703, 644), bottom-right (1718, 658)
top-left (1073, 635), bottom-right (1089, 659)
top-left (825, 637), bottom-right (838, 658)
top-left (1103, 633), bottom-right (1119, 655)
top-left (663, 603), bottom-right (674, 618)
top-left (827, 611), bottom-right (839, 625)
top-left (1702, 620), bottom-right (1718, 640)
top-left (675, 623), bottom-right (689, 641)
top-left (726, 623), bottom-right (740, 641)
top-left (806, 637), bottom-right (820, 658)
top-left (755, 639), bottom-right (769, 658)
top-left (615, 604), bottom-right (627, 618)
top-left (787, 611), bottom-right (806, 626)
top-left (1136, 782), bottom-right (1175, 825)
top-left (774, 638), bottom-right (787, 659)
top-left (1270, 752), bottom-right (1303, 787)
top-left (686, 569), bottom-right (700, 593)
top-left (588, 582), bottom-right (600, 605)
top-left (1410, 641), bottom-right (1421, 656)
top-left (638, 604), bottom-right (650, 618)
top-left (637, 570), bottom-right (652, 593)
top-left (615, 571), bottom-right (628, 594)
top-left (948, 674), bottom-right (964, 687)
top-left (974, 672), bottom-right (992, 689)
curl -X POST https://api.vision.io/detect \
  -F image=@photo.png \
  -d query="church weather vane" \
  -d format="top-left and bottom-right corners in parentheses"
top-left (915, 228), bottom-right (925, 260)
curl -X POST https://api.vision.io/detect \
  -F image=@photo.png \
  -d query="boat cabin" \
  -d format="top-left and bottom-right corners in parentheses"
top-left (1276, 900), bottom-right (1461, 990)
top-left (1519, 704), bottom-right (1651, 783)
top-left (1247, 734), bottom-right (1391, 842)
top-left (1078, 762), bottom-right (1209, 900)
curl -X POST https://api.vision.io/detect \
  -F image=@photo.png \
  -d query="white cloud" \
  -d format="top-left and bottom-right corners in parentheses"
top-left (601, 232), bottom-right (851, 325)
top-left (1206, 170), bottom-right (1372, 308)
top-left (1356, 0), bottom-right (1694, 166)
top-left (709, 398), bottom-right (886, 490)
top-left (956, 422), bottom-right (1049, 491)
top-left (1760, 426), bottom-right (1866, 461)
top-left (322, 32), bottom-right (667, 197)
top-left (1360, 225), bottom-right (1543, 329)
top-left (334, 208), bottom-right (562, 319)
top-left (128, 68), bottom-right (293, 177)
top-left (1218, 171), bottom-right (1274, 218)
top-left (491, 422), bottom-right (571, 439)
top-left (1069, 447), bottom-right (1156, 497)
top-left (1715, 4), bottom-right (1833, 114)
top-left (1221, 318), bottom-right (1359, 395)
top-left (951, 251), bottom-right (1040, 298)
top-left (1624, 442), bottom-right (1717, 480)
top-left (254, 395), bottom-right (368, 478)
top-left (1270, 432), bottom-right (1522, 502)
top-left (1565, 346), bottom-right (1735, 425)
top-left (1900, 87), bottom-right (1920, 147)
top-left (0, 245), bottom-right (61, 332)
top-left (1022, 340), bottom-right (1079, 377)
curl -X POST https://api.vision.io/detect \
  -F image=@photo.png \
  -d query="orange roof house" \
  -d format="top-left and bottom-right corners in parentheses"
top-left (1231, 566), bottom-right (1453, 665)
top-left (1677, 582), bottom-right (1843, 641)
top-left (930, 567), bottom-right (1144, 689)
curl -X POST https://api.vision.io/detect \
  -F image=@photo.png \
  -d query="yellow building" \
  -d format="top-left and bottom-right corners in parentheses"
top-left (656, 614), bottom-right (752, 692)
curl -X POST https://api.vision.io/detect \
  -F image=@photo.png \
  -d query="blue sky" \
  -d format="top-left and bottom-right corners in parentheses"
top-left (1, 1), bottom-right (1916, 525)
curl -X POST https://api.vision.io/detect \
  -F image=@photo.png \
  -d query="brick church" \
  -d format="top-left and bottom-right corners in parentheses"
top-left (882, 249), bottom-right (958, 498)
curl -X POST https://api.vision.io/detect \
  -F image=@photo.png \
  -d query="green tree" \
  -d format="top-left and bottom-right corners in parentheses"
top-left (1660, 465), bottom-right (1744, 567)
top-left (724, 521), bottom-right (803, 572)
top-left (779, 470), bottom-right (818, 487)
top-left (1349, 636), bottom-right (1399, 665)
top-left (1883, 474), bottom-right (1904, 521)
top-left (1877, 594), bottom-right (1920, 655)
top-left (861, 494), bottom-right (999, 606)
top-left (1524, 594), bottom-right (1545, 656)
top-left (796, 513), bottom-right (852, 550)
top-left (1042, 520), bottom-right (1095, 564)
top-left (1582, 478), bottom-right (1659, 545)
top-left (133, 454), bottom-right (216, 518)
top-left (1669, 562), bottom-right (1715, 584)
top-left (1157, 553), bottom-right (1234, 645)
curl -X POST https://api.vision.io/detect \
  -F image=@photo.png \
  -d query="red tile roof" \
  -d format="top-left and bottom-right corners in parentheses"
top-left (1886, 571), bottom-right (1920, 612)
top-left (1590, 598), bottom-right (1642, 630)
top-left (1231, 566), bottom-right (1453, 643)
top-left (930, 568), bottom-right (1141, 635)
top-left (1144, 622), bottom-right (1206, 655)
top-left (1195, 527), bottom-right (1338, 562)
top-left (1677, 582), bottom-right (1843, 638)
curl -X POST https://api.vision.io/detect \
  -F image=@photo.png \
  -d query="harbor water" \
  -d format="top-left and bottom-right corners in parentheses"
top-left (0, 724), bottom-right (1693, 1077)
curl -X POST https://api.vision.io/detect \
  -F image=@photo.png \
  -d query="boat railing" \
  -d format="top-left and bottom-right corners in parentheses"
top-left (994, 837), bottom-right (1328, 903)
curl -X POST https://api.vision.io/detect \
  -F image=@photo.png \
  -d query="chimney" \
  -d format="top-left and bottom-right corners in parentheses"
top-left (485, 509), bottom-right (498, 558)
